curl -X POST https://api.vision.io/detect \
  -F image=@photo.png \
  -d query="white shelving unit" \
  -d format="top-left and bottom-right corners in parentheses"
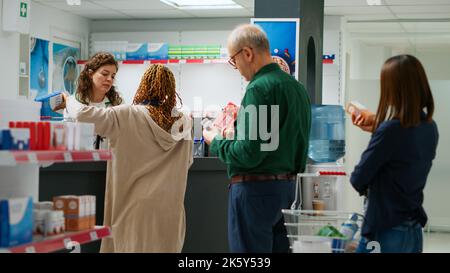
top-left (0, 100), bottom-right (113, 253)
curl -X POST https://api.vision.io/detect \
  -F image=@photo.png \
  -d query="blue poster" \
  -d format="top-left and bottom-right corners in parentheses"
top-left (52, 43), bottom-right (80, 95)
top-left (30, 37), bottom-right (49, 98)
top-left (252, 19), bottom-right (299, 79)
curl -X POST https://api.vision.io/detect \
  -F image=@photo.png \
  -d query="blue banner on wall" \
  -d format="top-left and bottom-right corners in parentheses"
top-left (252, 18), bottom-right (300, 80)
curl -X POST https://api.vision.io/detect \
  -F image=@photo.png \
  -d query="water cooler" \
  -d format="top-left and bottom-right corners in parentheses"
top-left (302, 105), bottom-right (346, 211)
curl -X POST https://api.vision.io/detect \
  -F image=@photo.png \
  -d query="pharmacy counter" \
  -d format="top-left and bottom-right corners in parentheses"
top-left (39, 157), bottom-right (230, 253)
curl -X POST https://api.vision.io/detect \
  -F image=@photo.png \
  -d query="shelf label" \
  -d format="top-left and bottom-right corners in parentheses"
top-left (203, 60), bottom-right (211, 64)
top-left (92, 152), bottom-right (100, 161)
top-left (90, 231), bottom-right (98, 241)
top-left (27, 153), bottom-right (38, 164)
top-left (25, 246), bottom-right (36, 253)
top-left (65, 239), bottom-right (81, 253)
top-left (64, 152), bottom-right (73, 162)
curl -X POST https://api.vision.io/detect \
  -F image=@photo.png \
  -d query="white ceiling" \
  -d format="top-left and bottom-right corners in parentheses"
top-left (31, 0), bottom-right (450, 20)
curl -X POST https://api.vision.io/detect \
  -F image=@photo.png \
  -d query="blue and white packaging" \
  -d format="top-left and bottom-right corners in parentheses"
top-left (35, 91), bottom-right (64, 120)
top-left (126, 43), bottom-right (148, 60)
top-left (147, 43), bottom-right (169, 60)
top-left (0, 197), bottom-right (33, 247)
top-left (10, 128), bottom-right (30, 150)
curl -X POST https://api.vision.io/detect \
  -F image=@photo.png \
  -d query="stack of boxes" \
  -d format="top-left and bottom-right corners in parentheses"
top-left (33, 201), bottom-right (65, 236)
top-left (53, 195), bottom-right (96, 231)
top-left (168, 44), bottom-right (222, 59)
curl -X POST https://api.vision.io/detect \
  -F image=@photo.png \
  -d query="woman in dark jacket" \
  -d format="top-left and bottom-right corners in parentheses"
top-left (350, 55), bottom-right (439, 253)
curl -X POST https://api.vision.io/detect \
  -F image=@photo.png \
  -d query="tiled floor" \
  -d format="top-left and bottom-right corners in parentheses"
top-left (423, 232), bottom-right (450, 253)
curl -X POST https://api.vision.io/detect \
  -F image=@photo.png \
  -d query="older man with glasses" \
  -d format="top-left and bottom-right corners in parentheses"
top-left (203, 24), bottom-right (311, 253)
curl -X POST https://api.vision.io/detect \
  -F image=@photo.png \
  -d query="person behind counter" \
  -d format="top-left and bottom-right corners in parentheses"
top-left (350, 55), bottom-right (439, 253)
top-left (203, 24), bottom-right (311, 253)
top-left (64, 52), bottom-right (123, 149)
top-left (65, 64), bottom-right (193, 253)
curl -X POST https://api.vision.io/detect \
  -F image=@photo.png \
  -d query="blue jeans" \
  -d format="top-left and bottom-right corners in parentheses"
top-left (228, 180), bottom-right (295, 253)
top-left (356, 221), bottom-right (423, 253)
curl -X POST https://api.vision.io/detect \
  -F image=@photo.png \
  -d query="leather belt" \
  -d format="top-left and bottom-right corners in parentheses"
top-left (231, 173), bottom-right (297, 184)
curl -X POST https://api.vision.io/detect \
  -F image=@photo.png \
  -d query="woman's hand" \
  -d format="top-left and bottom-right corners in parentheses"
top-left (352, 110), bottom-right (376, 133)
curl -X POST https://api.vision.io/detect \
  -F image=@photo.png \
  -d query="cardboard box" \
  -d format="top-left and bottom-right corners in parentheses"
top-left (0, 197), bottom-right (33, 247)
top-left (53, 195), bottom-right (90, 231)
top-left (74, 123), bottom-right (95, 151)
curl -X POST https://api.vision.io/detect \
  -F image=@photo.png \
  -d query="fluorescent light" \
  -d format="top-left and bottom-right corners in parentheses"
top-left (66, 0), bottom-right (81, 6)
top-left (160, 0), bottom-right (243, 10)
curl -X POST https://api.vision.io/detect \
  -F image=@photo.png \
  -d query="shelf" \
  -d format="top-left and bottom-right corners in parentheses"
top-left (0, 150), bottom-right (112, 166)
top-left (78, 55), bottom-right (335, 65)
top-left (77, 59), bottom-right (229, 65)
top-left (0, 226), bottom-right (111, 253)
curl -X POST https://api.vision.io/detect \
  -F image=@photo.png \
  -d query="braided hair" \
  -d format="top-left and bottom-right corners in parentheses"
top-left (76, 52), bottom-right (123, 106)
top-left (133, 64), bottom-right (183, 132)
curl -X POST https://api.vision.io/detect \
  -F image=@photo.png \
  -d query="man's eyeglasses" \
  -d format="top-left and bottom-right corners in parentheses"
top-left (228, 48), bottom-right (245, 69)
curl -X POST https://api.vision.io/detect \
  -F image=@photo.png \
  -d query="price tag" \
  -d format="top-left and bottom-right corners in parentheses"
top-left (203, 59), bottom-right (211, 64)
top-left (64, 152), bottom-right (72, 162)
top-left (92, 152), bottom-right (100, 161)
top-left (25, 246), bottom-right (36, 253)
top-left (179, 60), bottom-right (186, 64)
top-left (27, 153), bottom-right (38, 164)
top-left (90, 231), bottom-right (98, 241)
top-left (64, 238), bottom-right (71, 247)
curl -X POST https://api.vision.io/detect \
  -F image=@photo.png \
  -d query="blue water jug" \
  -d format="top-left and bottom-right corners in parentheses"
top-left (308, 105), bottom-right (345, 163)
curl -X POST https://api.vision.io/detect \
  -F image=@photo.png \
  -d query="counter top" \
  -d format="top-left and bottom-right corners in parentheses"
top-left (40, 157), bottom-right (227, 172)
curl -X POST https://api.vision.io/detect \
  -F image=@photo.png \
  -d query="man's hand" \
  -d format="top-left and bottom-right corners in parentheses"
top-left (352, 110), bottom-right (376, 133)
top-left (203, 127), bottom-right (220, 145)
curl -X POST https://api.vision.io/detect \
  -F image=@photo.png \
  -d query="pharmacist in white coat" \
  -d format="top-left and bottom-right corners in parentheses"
top-left (65, 64), bottom-right (193, 253)
top-left (64, 52), bottom-right (123, 149)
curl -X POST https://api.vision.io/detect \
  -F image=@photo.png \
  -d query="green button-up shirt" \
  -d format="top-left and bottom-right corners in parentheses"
top-left (209, 63), bottom-right (311, 178)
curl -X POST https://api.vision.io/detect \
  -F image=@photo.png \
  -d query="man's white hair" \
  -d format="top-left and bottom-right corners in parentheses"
top-left (228, 24), bottom-right (270, 53)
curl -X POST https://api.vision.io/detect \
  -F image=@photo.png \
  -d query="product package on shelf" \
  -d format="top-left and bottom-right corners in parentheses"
top-left (0, 128), bottom-right (30, 150)
top-left (92, 41), bottom-right (128, 61)
top-left (126, 43), bottom-right (148, 60)
top-left (32, 201), bottom-right (65, 237)
top-left (147, 43), bottom-right (169, 60)
top-left (1, 120), bottom-right (96, 152)
top-left (53, 195), bottom-right (96, 231)
top-left (0, 197), bottom-right (33, 247)
top-left (74, 123), bottom-right (95, 151)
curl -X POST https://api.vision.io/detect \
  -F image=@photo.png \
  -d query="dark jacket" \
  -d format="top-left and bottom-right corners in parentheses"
top-left (350, 114), bottom-right (439, 238)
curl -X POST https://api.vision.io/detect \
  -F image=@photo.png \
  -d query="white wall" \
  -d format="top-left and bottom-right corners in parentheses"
top-left (0, 0), bottom-right (20, 99)
top-left (0, 0), bottom-right (90, 100)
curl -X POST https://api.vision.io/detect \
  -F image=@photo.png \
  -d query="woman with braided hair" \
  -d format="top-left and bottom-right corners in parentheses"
top-left (66, 64), bottom-right (193, 252)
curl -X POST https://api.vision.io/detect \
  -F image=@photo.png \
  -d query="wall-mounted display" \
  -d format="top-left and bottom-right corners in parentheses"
top-left (52, 43), bottom-right (80, 95)
top-left (30, 37), bottom-right (49, 98)
top-left (251, 18), bottom-right (300, 80)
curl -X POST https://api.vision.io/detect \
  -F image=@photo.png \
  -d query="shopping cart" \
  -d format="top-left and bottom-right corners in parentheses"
top-left (282, 173), bottom-right (364, 253)
top-left (282, 209), bottom-right (364, 253)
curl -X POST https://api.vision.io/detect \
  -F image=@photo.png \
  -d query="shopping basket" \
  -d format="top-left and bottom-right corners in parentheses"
top-left (282, 209), bottom-right (364, 253)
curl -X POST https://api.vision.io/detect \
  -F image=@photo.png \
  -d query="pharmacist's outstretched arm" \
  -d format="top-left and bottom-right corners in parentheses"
top-left (65, 96), bottom-right (121, 139)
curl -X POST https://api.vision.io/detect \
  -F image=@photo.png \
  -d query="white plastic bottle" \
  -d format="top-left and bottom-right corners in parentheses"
top-left (339, 213), bottom-right (359, 240)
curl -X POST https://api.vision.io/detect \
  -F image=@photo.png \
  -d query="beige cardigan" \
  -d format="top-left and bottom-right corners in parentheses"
top-left (67, 97), bottom-right (193, 252)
